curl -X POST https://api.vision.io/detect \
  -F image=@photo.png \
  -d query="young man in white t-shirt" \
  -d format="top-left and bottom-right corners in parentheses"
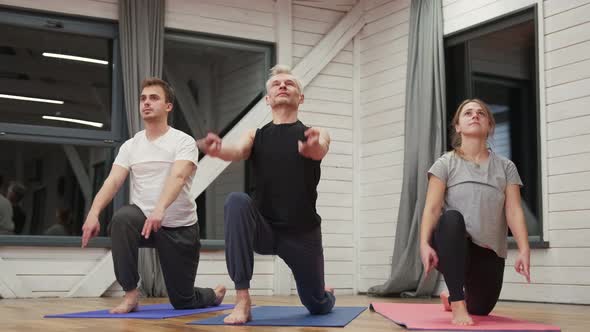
top-left (81, 78), bottom-right (225, 314)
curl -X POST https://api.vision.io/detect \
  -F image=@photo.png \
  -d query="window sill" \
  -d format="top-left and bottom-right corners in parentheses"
top-left (507, 235), bottom-right (549, 249)
top-left (0, 235), bottom-right (225, 250)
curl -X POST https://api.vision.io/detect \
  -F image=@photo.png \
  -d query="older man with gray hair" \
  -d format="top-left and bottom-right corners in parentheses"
top-left (197, 65), bottom-right (334, 324)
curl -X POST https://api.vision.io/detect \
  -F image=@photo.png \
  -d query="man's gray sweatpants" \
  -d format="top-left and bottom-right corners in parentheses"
top-left (108, 204), bottom-right (216, 309)
top-left (224, 192), bottom-right (335, 314)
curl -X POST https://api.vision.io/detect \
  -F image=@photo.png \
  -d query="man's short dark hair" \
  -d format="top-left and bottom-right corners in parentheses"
top-left (141, 77), bottom-right (175, 104)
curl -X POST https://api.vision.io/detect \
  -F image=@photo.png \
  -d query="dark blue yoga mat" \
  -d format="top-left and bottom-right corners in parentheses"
top-left (188, 306), bottom-right (366, 327)
top-left (45, 303), bottom-right (234, 319)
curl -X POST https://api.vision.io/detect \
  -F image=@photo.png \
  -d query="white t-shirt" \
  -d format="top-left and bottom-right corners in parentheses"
top-left (114, 127), bottom-right (199, 228)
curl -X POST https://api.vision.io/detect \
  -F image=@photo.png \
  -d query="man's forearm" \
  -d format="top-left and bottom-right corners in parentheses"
top-left (154, 174), bottom-right (186, 213)
top-left (216, 148), bottom-right (246, 162)
top-left (197, 139), bottom-right (245, 162)
top-left (88, 180), bottom-right (119, 217)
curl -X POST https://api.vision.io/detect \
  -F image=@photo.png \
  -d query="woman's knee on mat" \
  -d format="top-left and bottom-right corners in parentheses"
top-left (467, 298), bottom-right (496, 316)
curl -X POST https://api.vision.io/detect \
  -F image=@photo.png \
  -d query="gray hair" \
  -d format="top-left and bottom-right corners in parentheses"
top-left (265, 64), bottom-right (303, 93)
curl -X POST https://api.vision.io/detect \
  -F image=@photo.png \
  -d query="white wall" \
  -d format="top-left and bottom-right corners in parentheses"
top-left (0, 247), bottom-right (109, 298)
top-left (357, 0), bottom-right (409, 292)
top-left (291, 3), bottom-right (356, 295)
top-left (0, 0), bottom-right (118, 20)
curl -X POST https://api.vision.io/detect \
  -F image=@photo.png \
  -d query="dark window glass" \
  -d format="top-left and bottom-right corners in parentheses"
top-left (1, 140), bottom-right (116, 236)
top-left (0, 9), bottom-right (124, 246)
top-left (0, 22), bottom-right (113, 131)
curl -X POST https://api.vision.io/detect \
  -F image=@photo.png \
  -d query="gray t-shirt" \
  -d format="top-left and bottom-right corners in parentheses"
top-left (428, 151), bottom-right (523, 258)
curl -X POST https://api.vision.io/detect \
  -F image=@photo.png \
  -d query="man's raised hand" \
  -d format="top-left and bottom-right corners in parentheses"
top-left (198, 133), bottom-right (222, 157)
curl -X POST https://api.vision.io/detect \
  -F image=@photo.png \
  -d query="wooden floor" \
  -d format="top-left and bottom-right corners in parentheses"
top-left (2, 295), bottom-right (588, 332)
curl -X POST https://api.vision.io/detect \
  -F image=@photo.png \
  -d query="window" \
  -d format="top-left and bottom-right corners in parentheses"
top-left (163, 30), bottom-right (273, 240)
top-left (0, 9), bottom-right (273, 245)
top-left (444, 7), bottom-right (543, 240)
top-left (0, 9), bottom-right (124, 246)
top-left (1, 140), bottom-right (118, 237)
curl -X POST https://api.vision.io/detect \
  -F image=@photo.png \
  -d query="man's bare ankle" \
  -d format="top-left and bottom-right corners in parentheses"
top-left (125, 289), bottom-right (140, 299)
top-left (236, 289), bottom-right (251, 300)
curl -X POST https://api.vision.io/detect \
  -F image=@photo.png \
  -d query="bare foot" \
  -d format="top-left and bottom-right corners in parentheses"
top-left (224, 289), bottom-right (252, 325)
top-left (109, 289), bottom-right (139, 314)
top-left (450, 300), bottom-right (473, 326)
top-left (440, 291), bottom-right (451, 312)
top-left (213, 285), bottom-right (227, 306)
top-left (325, 286), bottom-right (335, 295)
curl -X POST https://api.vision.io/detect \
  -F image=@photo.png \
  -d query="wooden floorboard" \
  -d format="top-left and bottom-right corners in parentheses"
top-left (1, 295), bottom-right (588, 331)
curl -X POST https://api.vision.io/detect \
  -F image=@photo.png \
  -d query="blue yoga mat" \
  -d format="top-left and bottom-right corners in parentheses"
top-left (45, 303), bottom-right (235, 319)
top-left (188, 306), bottom-right (366, 327)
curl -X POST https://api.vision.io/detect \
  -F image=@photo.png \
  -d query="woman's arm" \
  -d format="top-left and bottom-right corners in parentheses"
top-left (420, 175), bottom-right (446, 273)
top-left (505, 183), bottom-right (531, 282)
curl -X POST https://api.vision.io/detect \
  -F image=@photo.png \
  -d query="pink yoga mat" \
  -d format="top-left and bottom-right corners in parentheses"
top-left (370, 303), bottom-right (561, 331)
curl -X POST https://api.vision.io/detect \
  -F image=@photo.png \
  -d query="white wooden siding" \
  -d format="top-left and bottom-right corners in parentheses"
top-left (165, 0), bottom-right (276, 42)
top-left (443, 0), bottom-right (538, 36)
top-left (543, 1), bottom-right (590, 303)
top-left (289, 3), bottom-right (356, 295)
top-left (0, 0), bottom-right (118, 19)
top-left (0, 247), bottom-right (108, 298)
top-left (357, 0), bottom-right (410, 292)
top-left (0, 0), bottom-right (277, 44)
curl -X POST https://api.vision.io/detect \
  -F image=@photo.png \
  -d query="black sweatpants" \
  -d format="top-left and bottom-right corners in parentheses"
top-left (432, 210), bottom-right (505, 315)
top-left (108, 204), bottom-right (216, 309)
top-left (224, 192), bottom-right (335, 314)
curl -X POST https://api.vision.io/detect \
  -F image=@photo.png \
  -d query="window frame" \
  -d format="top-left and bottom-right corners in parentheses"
top-left (0, 8), bottom-right (125, 142)
top-left (443, 4), bottom-right (548, 245)
top-left (0, 23), bottom-right (275, 248)
top-left (0, 8), bottom-right (126, 247)
top-left (163, 28), bottom-right (274, 244)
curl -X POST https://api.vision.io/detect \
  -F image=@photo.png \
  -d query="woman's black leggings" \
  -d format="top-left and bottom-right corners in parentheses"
top-left (432, 210), bottom-right (505, 315)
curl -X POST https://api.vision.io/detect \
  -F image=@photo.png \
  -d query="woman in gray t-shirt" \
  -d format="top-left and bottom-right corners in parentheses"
top-left (419, 99), bottom-right (531, 326)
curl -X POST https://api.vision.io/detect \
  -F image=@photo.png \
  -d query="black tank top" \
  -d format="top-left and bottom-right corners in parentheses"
top-left (250, 120), bottom-right (321, 232)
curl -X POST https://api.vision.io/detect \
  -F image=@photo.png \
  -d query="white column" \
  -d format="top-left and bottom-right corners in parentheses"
top-left (352, 33), bottom-right (362, 294)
